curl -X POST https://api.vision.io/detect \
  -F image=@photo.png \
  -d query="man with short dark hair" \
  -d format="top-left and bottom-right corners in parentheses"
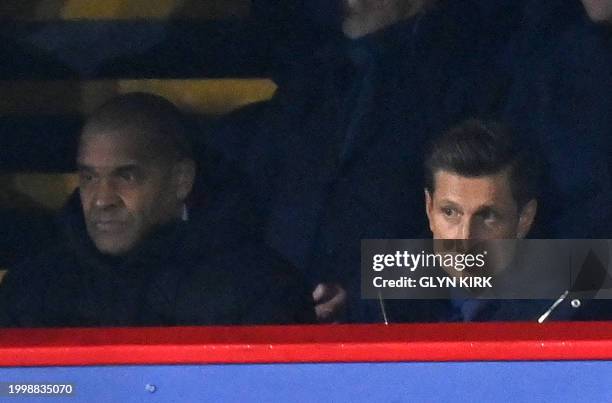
top-left (406, 119), bottom-right (541, 322)
top-left (424, 119), bottom-right (538, 241)
top-left (0, 92), bottom-right (315, 327)
top-left (390, 119), bottom-right (612, 322)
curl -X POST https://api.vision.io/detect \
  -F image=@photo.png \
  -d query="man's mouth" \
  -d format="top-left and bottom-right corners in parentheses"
top-left (93, 220), bottom-right (126, 232)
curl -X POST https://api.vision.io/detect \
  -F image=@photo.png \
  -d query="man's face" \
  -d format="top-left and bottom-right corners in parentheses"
top-left (581, 0), bottom-right (612, 23)
top-left (77, 130), bottom-right (184, 256)
top-left (425, 170), bottom-right (535, 240)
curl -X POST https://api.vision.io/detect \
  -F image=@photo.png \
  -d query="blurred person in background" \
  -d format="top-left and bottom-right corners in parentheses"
top-left (502, 0), bottom-right (612, 238)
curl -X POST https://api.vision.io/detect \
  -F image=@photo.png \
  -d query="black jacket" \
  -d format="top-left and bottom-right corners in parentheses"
top-left (385, 239), bottom-right (612, 322)
top-left (0, 193), bottom-right (315, 327)
top-left (387, 298), bottom-right (612, 323)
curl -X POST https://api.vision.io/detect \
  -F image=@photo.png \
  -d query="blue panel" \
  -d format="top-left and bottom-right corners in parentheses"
top-left (0, 361), bottom-right (611, 402)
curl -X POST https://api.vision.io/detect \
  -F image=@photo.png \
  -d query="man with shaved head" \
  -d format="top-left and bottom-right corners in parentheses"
top-left (77, 93), bottom-right (197, 256)
top-left (0, 92), bottom-right (314, 327)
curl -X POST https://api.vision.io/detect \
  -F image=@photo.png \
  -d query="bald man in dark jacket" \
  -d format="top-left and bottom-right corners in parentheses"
top-left (0, 93), bottom-right (315, 327)
top-left (0, 193), bottom-right (314, 327)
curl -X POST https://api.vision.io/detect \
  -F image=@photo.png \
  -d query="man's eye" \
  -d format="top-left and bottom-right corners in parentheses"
top-left (79, 173), bottom-right (94, 182)
top-left (119, 172), bottom-right (136, 182)
top-left (441, 207), bottom-right (457, 218)
top-left (482, 212), bottom-right (499, 224)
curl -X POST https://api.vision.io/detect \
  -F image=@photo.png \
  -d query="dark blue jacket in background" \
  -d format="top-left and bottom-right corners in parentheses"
top-left (502, 0), bottom-right (612, 238)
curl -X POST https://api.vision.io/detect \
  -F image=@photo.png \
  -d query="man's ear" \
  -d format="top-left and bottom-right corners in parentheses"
top-left (425, 188), bottom-right (434, 231)
top-left (517, 199), bottom-right (537, 239)
top-left (173, 159), bottom-right (196, 202)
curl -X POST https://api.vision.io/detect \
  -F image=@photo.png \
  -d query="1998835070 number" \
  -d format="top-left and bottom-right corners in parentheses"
top-left (0, 383), bottom-right (74, 396)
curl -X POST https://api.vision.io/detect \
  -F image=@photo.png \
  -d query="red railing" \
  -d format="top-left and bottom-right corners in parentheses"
top-left (1, 322), bottom-right (612, 367)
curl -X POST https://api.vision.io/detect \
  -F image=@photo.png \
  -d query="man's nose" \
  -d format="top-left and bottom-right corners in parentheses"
top-left (457, 217), bottom-right (477, 240)
top-left (93, 179), bottom-right (120, 208)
